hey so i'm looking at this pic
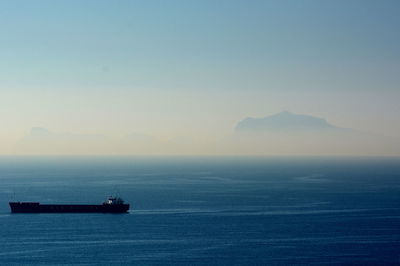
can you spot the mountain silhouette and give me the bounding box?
[235,111,338,131]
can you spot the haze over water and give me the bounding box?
[1,0,400,156]
[0,156,399,265]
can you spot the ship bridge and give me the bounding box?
[104,196,124,205]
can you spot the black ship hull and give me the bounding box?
[9,202,130,213]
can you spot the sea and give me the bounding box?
[0,156,399,265]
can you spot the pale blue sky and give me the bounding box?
[0,0,399,154]
[1,0,400,91]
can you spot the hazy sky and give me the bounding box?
[1,0,399,155]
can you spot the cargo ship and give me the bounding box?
[9,196,130,213]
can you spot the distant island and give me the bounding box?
[235,111,339,132]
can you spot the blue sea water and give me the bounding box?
[0,156,399,265]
